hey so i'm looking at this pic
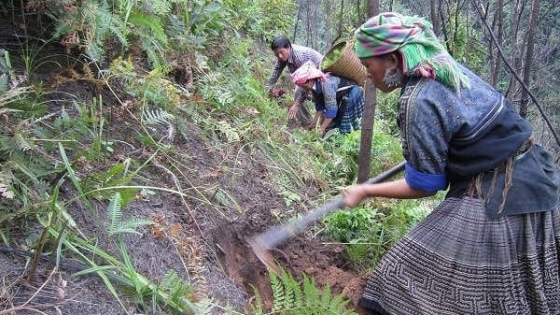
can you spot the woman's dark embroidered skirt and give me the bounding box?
[360,197,560,315]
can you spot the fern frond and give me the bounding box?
[127,12,168,68]
[270,271,284,312]
[107,192,123,236]
[142,108,174,126]
[140,0,171,15]
[71,0,127,62]
[330,293,351,314]
[262,268,358,315]
[4,159,41,187]
[249,284,266,314]
[139,37,167,69]
[159,269,214,314]
[320,280,331,307]
[167,122,175,141]
[302,275,320,309]
[128,12,168,46]
[216,120,240,143]
[161,270,194,301]
[84,1,110,62]
[82,63,95,79]
[107,192,153,236]
[13,132,33,152]
[119,218,154,233]
[105,8,128,48]
[293,273,304,309]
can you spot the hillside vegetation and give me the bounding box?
[0,0,558,314]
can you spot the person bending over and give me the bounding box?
[290,61,364,137]
[265,35,323,126]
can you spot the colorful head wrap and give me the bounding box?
[354,12,470,91]
[290,60,327,87]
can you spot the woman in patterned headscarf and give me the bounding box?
[342,12,560,315]
[290,60,364,136]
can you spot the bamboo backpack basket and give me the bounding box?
[320,40,367,86]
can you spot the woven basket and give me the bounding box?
[320,41,366,85]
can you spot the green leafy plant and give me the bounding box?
[64,233,208,315]
[51,0,127,63]
[253,0,297,39]
[41,189,204,314]
[321,47,343,70]
[106,192,153,236]
[321,197,438,270]
[318,126,402,188]
[323,207,378,243]
[251,268,357,315]
[106,57,183,109]
[0,81,55,219]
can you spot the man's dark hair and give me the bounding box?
[270,35,291,50]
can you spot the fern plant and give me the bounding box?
[106,57,184,110]
[61,229,207,315]
[106,192,153,237]
[0,57,55,215]
[58,190,208,314]
[51,0,127,63]
[251,268,357,315]
[142,108,176,141]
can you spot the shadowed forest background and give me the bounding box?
[0,0,559,314]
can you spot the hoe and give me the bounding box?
[248,161,406,274]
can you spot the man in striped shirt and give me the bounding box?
[265,35,323,126]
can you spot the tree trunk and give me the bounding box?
[388,0,395,12]
[305,0,311,47]
[366,0,379,19]
[357,0,379,184]
[519,0,540,118]
[332,0,344,46]
[488,0,504,86]
[430,0,441,35]
[440,1,451,51]
[293,3,302,42]
[505,0,528,101]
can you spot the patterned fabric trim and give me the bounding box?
[338,86,364,134]
[360,197,560,315]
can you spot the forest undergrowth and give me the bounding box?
[2,0,557,314]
